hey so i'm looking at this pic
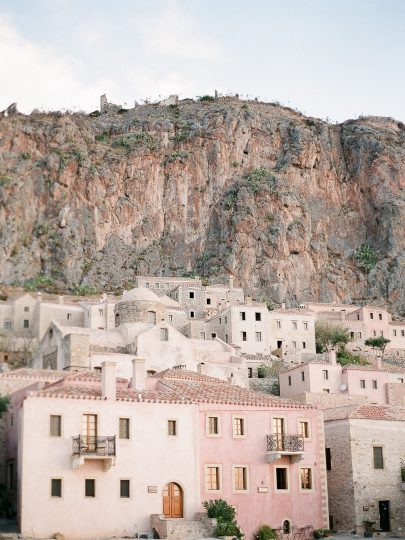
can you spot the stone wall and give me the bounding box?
[386,383,405,406]
[115,300,165,325]
[63,333,90,370]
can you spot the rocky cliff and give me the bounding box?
[1,98,405,313]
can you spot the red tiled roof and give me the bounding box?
[150,369,225,384]
[324,403,405,422]
[0,368,68,381]
[269,308,315,316]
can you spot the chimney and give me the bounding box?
[246,296,252,305]
[58,295,64,304]
[36,292,43,302]
[281,302,286,310]
[329,349,337,365]
[101,361,116,400]
[229,275,234,289]
[375,356,382,370]
[131,357,146,391]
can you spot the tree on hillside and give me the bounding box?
[0,396,9,418]
[365,336,391,358]
[315,322,352,353]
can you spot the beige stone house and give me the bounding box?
[324,403,405,535]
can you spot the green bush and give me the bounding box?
[337,350,369,366]
[24,273,54,292]
[111,132,154,149]
[203,499,235,522]
[214,519,242,539]
[256,524,277,540]
[0,174,12,187]
[20,152,31,160]
[354,244,377,273]
[198,95,215,102]
[164,150,190,164]
[246,168,277,194]
[257,365,267,378]
[313,529,331,539]
[72,284,98,296]
[95,133,109,143]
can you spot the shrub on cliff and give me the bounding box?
[354,244,377,273]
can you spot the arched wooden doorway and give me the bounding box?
[163,482,183,518]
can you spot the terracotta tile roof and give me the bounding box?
[324,403,405,422]
[0,368,68,381]
[31,368,313,409]
[269,308,315,316]
[343,364,405,374]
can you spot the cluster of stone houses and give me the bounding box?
[1,276,405,538]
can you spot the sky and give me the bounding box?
[0,0,404,122]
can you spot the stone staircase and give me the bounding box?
[151,513,216,540]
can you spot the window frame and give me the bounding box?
[205,464,222,492]
[206,414,221,437]
[118,417,131,440]
[274,466,289,492]
[297,419,311,440]
[232,465,249,493]
[299,467,314,492]
[373,446,384,469]
[119,478,131,499]
[168,419,178,437]
[50,414,62,437]
[84,478,96,498]
[50,477,63,498]
[232,415,247,439]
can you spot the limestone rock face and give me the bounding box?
[1,100,405,314]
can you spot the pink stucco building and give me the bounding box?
[1,364,328,540]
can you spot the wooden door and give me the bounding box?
[82,414,97,452]
[273,417,285,451]
[163,483,183,518]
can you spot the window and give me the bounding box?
[3,320,12,329]
[155,283,160,288]
[255,312,261,321]
[399,378,404,383]
[358,332,362,339]
[248,368,253,379]
[276,467,288,490]
[206,298,211,305]
[241,331,247,341]
[402,330,405,337]
[240,311,246,321]
[370,312,374,319]
[303,322,308,330]
[233,417,245,437]
[233,466,248,491]
[301,371,305,382]
[160,328,169,341]
[120,479,130,498]
[50,415,62,437]
[298,421,309,439]
[300,468,312,489]
[283,521,291,534]
[168,420,177,436]
[322,370,329,380]
[219,318,221,324]
[379,313,383,320]
[119,418,130,439]
[23,319,29,328]
[373,446,384,469]
[302,342,306,349]
[85,479,96,497]
[190,311,195,318]
[24,306,29,312]
[276,321,281,329]
[99,309,104,316]
[189,291,195,299]
[373,331,377,337]
[207,416,219,436]
[211,333,217,339]
[394,330,397,336]
[206,466,220,491]
[200,332,206,340]
[292,321,297,329]
[292,341,297,348]
[360,379,366,389]
[350,332,354,339]
[325,448,332,470]
[372,380,378,390]
[225,316,228,324]
[145,282,149,288]
[288,375,291,386]
[323,389,330,393]
[67,313,71,320]
[168,314,173,322]
[255,332,262,342]
[380,331,384,337]
[51,478,62,498]
[7,461,14,491]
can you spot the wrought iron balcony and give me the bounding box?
[72,435,116,458]
[266,434,304,453]
[266,434,304,463]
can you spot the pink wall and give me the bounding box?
[198,404,326,540]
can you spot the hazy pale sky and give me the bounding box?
[0,0,404,121]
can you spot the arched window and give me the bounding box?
[283,520,291,534]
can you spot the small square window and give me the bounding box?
[168,314,173,322]
[255,332,262,342]
[276,321,281,329]
[360,379,366,389]
[119,418,130,439]
[189,291,195,299]
[255,312,261,321]
[323,389,330,393]
[50,415,62,437]
[370,313,374,319]
[299,421,309,439]
[206,298,211,305]
[190,311,195,318]
[379,313,382,320]
[325,448,332,470]
[211,333,217,339]
[24,306,29,312]
[292,321,297,329]
[51,478,62,498]
[302,342,306,349]
[67,313,71,320]
[248,367,253,379]
[120,479,130,498]
[402,330,405,337]
[23,320,29,329]
[145,283,149,288]
[303,322,308,330]
[373,331,377,337]
[301,371,305,381]
[292,341,297,348]
[300,468,312,489]
[288,375,291,386]
[394,330,397,336]
[85,479,96,497]
[372,380,377,389]
[168,420,177,436]
[322,370,329,380]
[240,312,246,321]
[399,378,404,383]
[155,283,160,288]
[200,332,206,340]
[3,320,12,329]
[241,331,247,341]
[276,468,288,490]
[99,309,104,316]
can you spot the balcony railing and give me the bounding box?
[72,435,116,457]
[266,434,304,453]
